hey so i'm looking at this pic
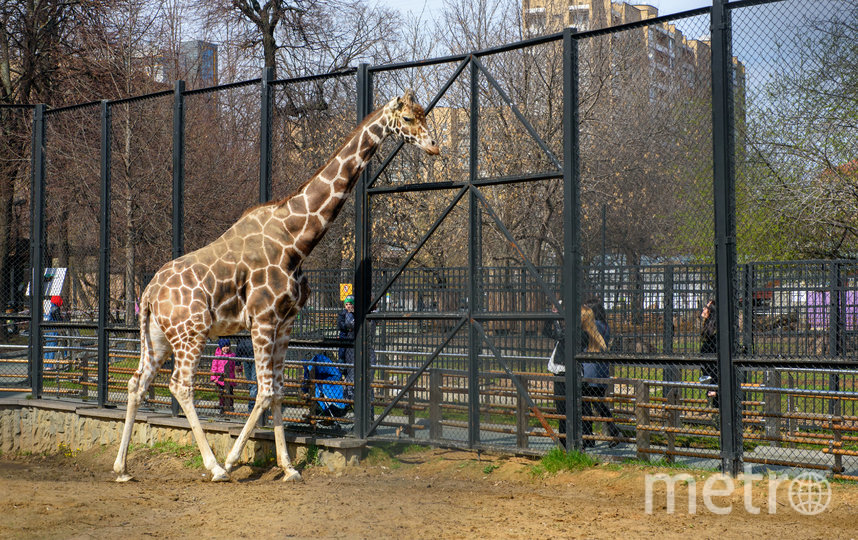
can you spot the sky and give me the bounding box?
[376,0,714,18]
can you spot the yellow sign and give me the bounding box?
[340,283,353,301]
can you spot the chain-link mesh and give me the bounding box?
[271,73,357,271]
[184,82,261,253]
[732,0,858,479]
[0,106,33,393]
[105,93,174,410]
[573,9,719,464]
[40,103,100,399]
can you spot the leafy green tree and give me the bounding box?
[740,2,858,259]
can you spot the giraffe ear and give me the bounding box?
[393,95,405,110]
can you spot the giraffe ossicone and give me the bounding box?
[113,90,439,483]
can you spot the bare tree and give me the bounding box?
[0,0,108,331]
[195,0,399,78]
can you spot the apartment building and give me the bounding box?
[522,1,745,109]
[137,40,218,90]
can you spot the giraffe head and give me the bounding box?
[386,89,440,155]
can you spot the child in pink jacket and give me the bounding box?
[211,338,236,413]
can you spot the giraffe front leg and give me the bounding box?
[271,395,302,482]
[169,378,230,482]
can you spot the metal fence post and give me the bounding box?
[97,100,111,407]
[467,55,482,448]
[663,265,678,460]
[828,261,843,358]
[663,265,674,355]
[28,104,47,399]
[711,0,741,476]
[354,63,372,438]
[742,263,753,354]
[563,27,584,451]
[170,80,186,417]
[259,67,274,203]
[516,374,529,448]
[828,261,842,418]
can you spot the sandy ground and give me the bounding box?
[1,444,857,539]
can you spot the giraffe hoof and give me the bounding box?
[115,473,135,483]
[211,467,230,482]
[282,469,302,482]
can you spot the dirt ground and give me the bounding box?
[1,444,857,539]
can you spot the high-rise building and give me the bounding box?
[179,41,218,89]
[138,40,218,89]
[522,0,655,33]
[521,1,745,104]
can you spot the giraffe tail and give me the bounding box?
[138,291,153,369]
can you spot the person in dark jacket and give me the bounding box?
[543,302,567,436]
[336,294,380,404]
[543,298,616,445]
[580,298,620,447]
[337,295,356,401]
[699,299,719,408]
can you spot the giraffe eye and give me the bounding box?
[402,115,414,123]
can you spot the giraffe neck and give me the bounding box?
[277,107,389,259]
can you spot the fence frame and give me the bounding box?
[16,0,858,477]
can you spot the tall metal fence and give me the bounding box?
[2,0,857,480]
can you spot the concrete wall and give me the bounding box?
[0,399,365,472]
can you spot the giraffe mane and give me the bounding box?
[239,107,387,219]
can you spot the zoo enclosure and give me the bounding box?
[2,0,857,479]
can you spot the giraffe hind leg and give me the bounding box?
[170,378,230,482]
[223,391,272,473]
[168,340,230,482]
[114,325,171,482]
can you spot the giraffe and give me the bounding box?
[113,90,439,482]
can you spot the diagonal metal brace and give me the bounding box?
[368,317,469,436]
[369,185,468,311]
[472,320,562,447]
[471,55,562,171]
[470,185,562,313]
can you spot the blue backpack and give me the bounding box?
[302,354,348,417]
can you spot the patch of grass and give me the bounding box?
[621,457,718,473]
[530,447,598,476]
[151,441,196,455]
[365,444,402,468]
[400,444,425,455]
[365,442,427,467]
[184,454,204,469]
[296,444,320,469]
[57,442,81,458]
[482,464,500,474]
[128,441,202,469]
[252,453,276,468]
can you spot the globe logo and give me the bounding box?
[788,472,831,515]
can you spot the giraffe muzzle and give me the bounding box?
[422,139,440,155]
